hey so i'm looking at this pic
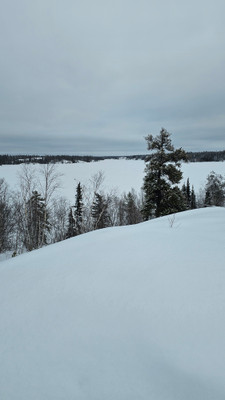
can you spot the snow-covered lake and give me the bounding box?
[1,159,225,202]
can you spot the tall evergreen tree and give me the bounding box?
[186,178,191,207]
[74,182,83,235]
[124,190,142,225]
[181,178,196,209]
[204,189,212,206]
[91,192,109,230]
[66,207,76,238]
[142,128,187,220]
[190,185,196,209]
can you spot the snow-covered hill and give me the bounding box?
[0,207,225,399]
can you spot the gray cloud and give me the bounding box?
[0,0,225,154]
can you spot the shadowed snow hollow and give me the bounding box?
[0,207,225,400]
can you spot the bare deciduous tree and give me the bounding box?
[39,164,63,206]
[18,164,37,203]
[50,197,70,243]
[38,164,63,246]
[0,179,14,253]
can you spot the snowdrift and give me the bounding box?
[0,207,225,399]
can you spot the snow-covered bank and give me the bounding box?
[1,160,225,202]
[0,207,225,399]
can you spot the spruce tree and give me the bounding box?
[190,185,196,209]
[186,178,191,207]
[66,207,76,238]
[74,182,83,235]
[181,182,187,208]
[125,191,142,225]
[142,128,187,220]
[181,178,196,209]
[91,192,109,230]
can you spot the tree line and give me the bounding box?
[1,150,225,166]
[0,166,144,255]
[0,128,225,257]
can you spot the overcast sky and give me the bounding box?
[0,0,225,155]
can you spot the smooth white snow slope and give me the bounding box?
[0,207,225,399]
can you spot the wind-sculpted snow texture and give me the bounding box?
[0,208,225,399]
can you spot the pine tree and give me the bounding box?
[186,178,191,207]
[142,128,187,220]
[124,190,142,225]
[74,182,83,235]
[91,192,109,230]
[181,178,196,209]
[66,207,76,238]
[181,182,187,207]
[190,185,196,209]
[204,189,212,206]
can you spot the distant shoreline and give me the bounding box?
[1,150,225,165]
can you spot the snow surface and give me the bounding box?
[1,160,225,202]
[0,207,225,399]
